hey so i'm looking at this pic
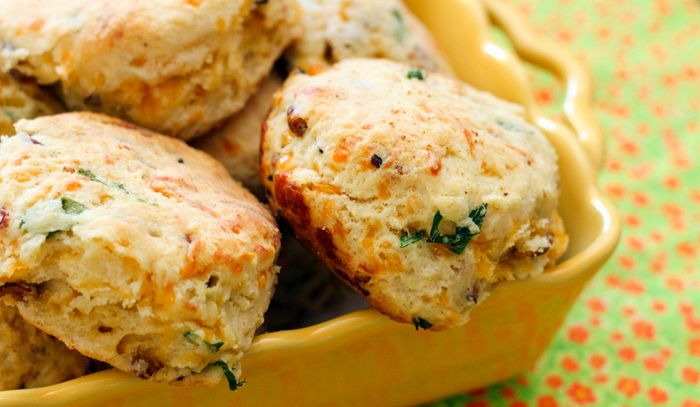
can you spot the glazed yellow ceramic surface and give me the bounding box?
[0,1,620,405]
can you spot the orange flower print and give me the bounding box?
[682,367,699,384]
[682,400,700,407]
[537,395,558,407]
[643,355,665,373]
[618,346,637,362]
[647,386,668,404]
[616,377,640,398]
[690,338,700,357]
[567,325,589,344]
[589,354,606,370]
[546,375,563,389]
[567,382,596,404]
[632,320,656,340]
[561,356,580,373]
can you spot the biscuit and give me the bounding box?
[193,75,283,196]
[0,112,280,386]
[0,73,63,136]
[195,0,453,194]
[286,0,454,75]
[260,59,568,330]
[0,0,300,140]
[0,303,88,390]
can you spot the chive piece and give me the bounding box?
[399,230,426,248]
[391,9,406,42]
[61,197,86,215]
[407,69,426,80]
[46,230,61,239]
[78,168,155,206]
[183,331,224,353]
[208,361,245,391]
[412,317,432,330]
[469,203,488,228]
[426,204,488,255]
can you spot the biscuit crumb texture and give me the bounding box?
[0,73,63,136]
[0,303,88,390]
[196,0,453,194]
[0,0,301,140]
[261,59,568,330]
[0,112,280,385]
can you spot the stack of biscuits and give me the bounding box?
[0,0,567,391]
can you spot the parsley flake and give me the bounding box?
[407,69,426,80]
[208,361,245,391]
[412,317,432,330]
[183,331,224,353]
[399,230,426,248]
[427,204,487,255]
[61,197,86,215]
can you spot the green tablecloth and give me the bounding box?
[437,0,700,405]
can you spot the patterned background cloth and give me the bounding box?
[434,0,700,405]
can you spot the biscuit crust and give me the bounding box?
[196,0,453,194]
[0,113,280,385]
[0,73,63,136]
[261,59,568,330]
[0,303,88,390]
[0,0,301,140]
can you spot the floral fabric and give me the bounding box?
[435,0,700,405]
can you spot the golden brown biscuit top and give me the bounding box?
[0,0,250,82]
[0,112,279,321]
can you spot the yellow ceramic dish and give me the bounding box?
[0,0,620,405]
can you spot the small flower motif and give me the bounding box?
[647,386,668,404]
[501,387,515,399]
[586,297,606,313]
[567,382,596,404]
[617,377,640,398]
[589,354,606,370]
[682,367,699,384]
[689,338,700,357]
[537,395,558,407]
[643,355,665,373]
[568,325,589,344]
[561,356,580,373]
[618,346,637,362]
[632,320,656,339]
[546,375,563,389]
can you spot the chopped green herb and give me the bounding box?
[4,110,14,121]
[412,317,432,330]
[427,205,487,255]
[399,204,487,254]
[18,219,25,229]
[78,168,154,205]
[407,69,426,80]
[208,361,245,391]
[61,197,86,215]
[46,230,62,239]
[468,203,488,228]
[399,230,426,248]
[391,9,406,42]
[183,331,224,353]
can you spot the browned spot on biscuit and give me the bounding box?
[274,174,310,225]
[286,106,307,137]
[0,207,9,229]
[132,350,164,378]
[315,227,339,262]
[0,283,37,301]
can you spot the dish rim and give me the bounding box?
[0,0,620,402]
